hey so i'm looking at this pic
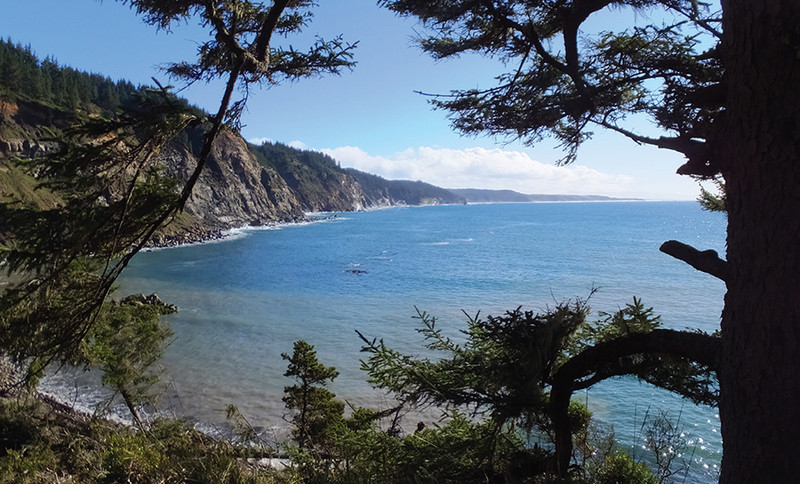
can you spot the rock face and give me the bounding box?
[160,130,306,232]
[0,138,59,157]
[248,141,372,213]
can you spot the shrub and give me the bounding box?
[587,451,658,484]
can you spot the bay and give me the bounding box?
[45,201,725,482]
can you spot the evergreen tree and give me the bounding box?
[378,0,799,480]
[85,300,174,426]
[359,300,693,480]
[282,340,344,452]
[0,88,193,383]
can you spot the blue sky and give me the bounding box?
[0,0,707,199]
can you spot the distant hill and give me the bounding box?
[448,188,637,203]
[345,169,465,207]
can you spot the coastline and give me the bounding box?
[144,207,381,250]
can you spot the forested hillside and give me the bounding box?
[0,39,463,244]
[448,188,630,203]
[0,39,141,116]
[346,168,465,206]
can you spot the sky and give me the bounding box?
[0,0,708,200]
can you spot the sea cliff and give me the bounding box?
[0,96,465,246]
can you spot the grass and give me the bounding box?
[0,389,288,483]
[0,158,62,209]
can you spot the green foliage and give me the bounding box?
[282,340,344,452]
[280,340,535,483]
[569,298,719,407]
[250,141,353,211]
[122,0,357,99]
[287,405,534,483]
[697,177,727,213]
[395,412,528,483]
[0,394,278,483]
[357,299,719,480]
[569,297,662,354]
[359,302,589,428]
[84,302,173,424]
[0,87,195,404]
[249,141,466,209]
[345,168,466,205]
[1,0,358,458]
[0,159,61,208]
[0,39,142,116]
[101,432,166,483]
[100,419,257,484]
[0,444,59,483]
[0,396,110,482]
[587,451,659,484]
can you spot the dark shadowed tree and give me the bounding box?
[379,0,799,481]
[359,300,707,480]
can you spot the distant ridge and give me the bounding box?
[448,188,639,203]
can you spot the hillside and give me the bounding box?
[0,40,462,244]
[346,168,466,206]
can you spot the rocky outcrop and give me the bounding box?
[0,100,65,157]
[0,138,59,157]
[253,142,368,213]
[160,130,305,234]
[119,293,178,314]
[248,141,465,214]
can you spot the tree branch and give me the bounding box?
[255,0,291,62]
[660,240,729,282]
[549,329,720,477]
[596,119,719,176]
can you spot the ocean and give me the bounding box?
[42,201,725,482]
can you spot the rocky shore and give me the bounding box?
[147,226,231,248]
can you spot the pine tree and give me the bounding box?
[282,340,344,451]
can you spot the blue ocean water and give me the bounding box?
[112,201,724,480]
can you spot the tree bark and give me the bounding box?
[719,0,800,481]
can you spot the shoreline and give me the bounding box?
[0,361,294,475]
[144,206,387,250]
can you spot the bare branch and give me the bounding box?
[660,240,729,282]
[596,118,718,176]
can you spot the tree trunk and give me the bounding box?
[719,0,800,481]
[120,388,144,429]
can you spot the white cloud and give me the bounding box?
[247,136,273,145]
[321,146,635,196]
[288,140,307,150]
